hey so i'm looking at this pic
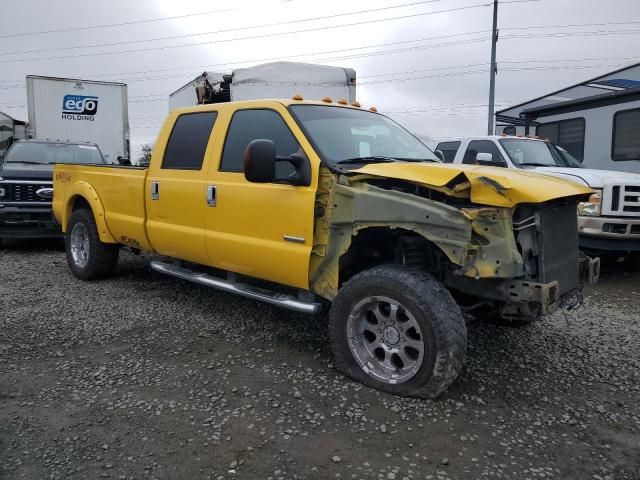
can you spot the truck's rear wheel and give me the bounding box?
[329,265,467,398]
[66,209,119,280]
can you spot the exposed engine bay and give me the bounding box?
[309,170,599,322]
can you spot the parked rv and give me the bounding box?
[26,76,130,164]
[435,136,640,259]
[496,62,640,174]
[169,61,357,110]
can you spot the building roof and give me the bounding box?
[496,61,640,121]
[0,110,26,125]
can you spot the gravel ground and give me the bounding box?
[1,241,639,480]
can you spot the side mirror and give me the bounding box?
[475,152,506,168]
[476,152,493,162]
[244,139,276,183]
[244,139,312,186]
[117,156,131,166]
[434,149,445,162]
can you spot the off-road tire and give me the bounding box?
[329,264,467,398]
[66,209,119,280]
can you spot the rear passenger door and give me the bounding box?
[146,110,218,265]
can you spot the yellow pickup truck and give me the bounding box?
[52,98,598,398]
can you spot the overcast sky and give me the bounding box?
[1,0,639,158]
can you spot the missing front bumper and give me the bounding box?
[497,279,559,316]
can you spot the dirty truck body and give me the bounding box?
[52,99,595,398]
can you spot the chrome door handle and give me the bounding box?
[207,185,216,207]
[151,181,159,200]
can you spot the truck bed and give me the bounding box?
[52,164,152,250]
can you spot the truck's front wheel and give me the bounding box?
[329,265,467,398]
[66,209,119,280]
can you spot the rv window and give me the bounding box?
[435,141,461,163]
[612,108,640,161]
[162,111,217,170]
[537,118,585,161]
[220,109,301,175]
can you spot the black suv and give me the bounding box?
[0,139,107,241]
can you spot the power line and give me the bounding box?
[2,58,631,108]
[0,59,633,104]
[0,3,496,63]
[0,0,443,56]
[358,56,640,80]
[501,19,640,31]
[0,28,489,84]
[3,49,636,89]
[0,6,243,39]
[503,28,640,41]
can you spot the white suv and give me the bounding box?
[435,136,640,258]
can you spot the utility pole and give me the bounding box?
[487,0,499,135]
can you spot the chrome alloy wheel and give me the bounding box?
[70,222,90,269]
[346,296,425,384]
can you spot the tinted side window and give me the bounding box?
[612,108,640,161]
[435,141,461,163]
[220,109,301,173]
[462,140,506,165]
[162,112,217,170]
[538,118,585,161]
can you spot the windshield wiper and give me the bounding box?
[336,156,397,165]
[518,162,555,167]
[5,160,46,164]
[336,156,435,165]
[392,157,436,163]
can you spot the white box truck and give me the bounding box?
[26,75,130,163]
[169,61,357,110]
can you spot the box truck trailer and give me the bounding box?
[169,61,357,110]
[26,75,130,164]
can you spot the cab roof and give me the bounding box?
[15,138,100,147]
[170,98,374,115]
[437,135,548,143]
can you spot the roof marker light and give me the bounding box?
[338,98,348,105]
[351,101,361,108]
[322,96,333,103]
[369,106,378,113]
[292,94,303,101]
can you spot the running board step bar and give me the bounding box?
[150,260,322,315]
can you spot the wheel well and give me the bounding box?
[71,196,91,212]
[339,227,448,286]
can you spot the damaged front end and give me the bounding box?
[309,166,598,321]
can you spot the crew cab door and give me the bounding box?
[145,110,218,264]
[204,107,317,290]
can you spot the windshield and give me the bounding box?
[2,142,105,166]
[498,138,580,168]
[556,147,584,168]
[289,105,438,168]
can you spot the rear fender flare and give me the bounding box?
[63,182,117,244]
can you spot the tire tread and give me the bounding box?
[329,264,467,398]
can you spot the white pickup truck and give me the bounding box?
[435,136,640,260]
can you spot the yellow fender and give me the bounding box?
[61,181,118,244]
